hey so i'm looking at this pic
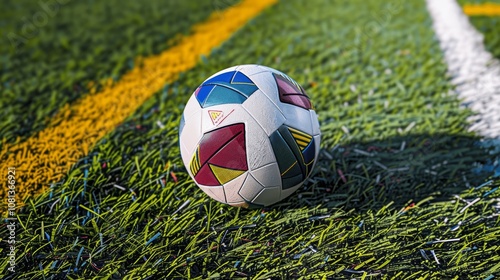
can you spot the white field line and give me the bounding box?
[426,0,500,139]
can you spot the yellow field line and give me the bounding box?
[0,0,277,212]
[463,3,500,16]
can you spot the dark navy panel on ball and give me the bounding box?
[269,130,298,175]
[269,125,317,189]
[302,140,316,165]
[269,128,306,189]
[277,126,306,176]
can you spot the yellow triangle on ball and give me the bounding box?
[209,164,245,184]
[210,111,222,121]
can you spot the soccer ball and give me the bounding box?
[179,65,320,207]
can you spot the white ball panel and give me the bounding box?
[314,135,321,160]
[249,162,281,188]
[183,95,203,121]
[248,71,283,113]
[281,104,314,136]
[245,119,276,170]
[236,64,270,77]
[249,65,283,76]
[242,91,286,136]
[252,186,281,206]
[223,173,248,204]
[238,174,264,202]
[198,185,226,203]
[310,110,321,136]
[200,104,247,135]
[179,110,202,157]
[179,141,192,175]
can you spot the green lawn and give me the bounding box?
[468,16,500,59]
[1,0,499,278]
[458,0,500,59]
[0,0,237,145]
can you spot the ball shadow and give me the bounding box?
[275,133,499,211]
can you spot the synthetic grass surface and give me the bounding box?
[0,0,237,145]
[467,16,500,59]
[1,0,500,279]
[0,0,276,213]
[459,0,500,59]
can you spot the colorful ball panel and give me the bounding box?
[269,125,315,189]
[273,73,312,110]
[194,71,258,108]
[180,64,321,207]
[189,123,247,186]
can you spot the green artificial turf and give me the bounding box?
[468,16,500,59]
[1,0,500,279]
[0,0,237,145]
[458,0,500,59]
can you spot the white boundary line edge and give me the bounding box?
[426,0,500,139]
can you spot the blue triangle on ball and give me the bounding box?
[232,71,254,84]
[203,71,235,85]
